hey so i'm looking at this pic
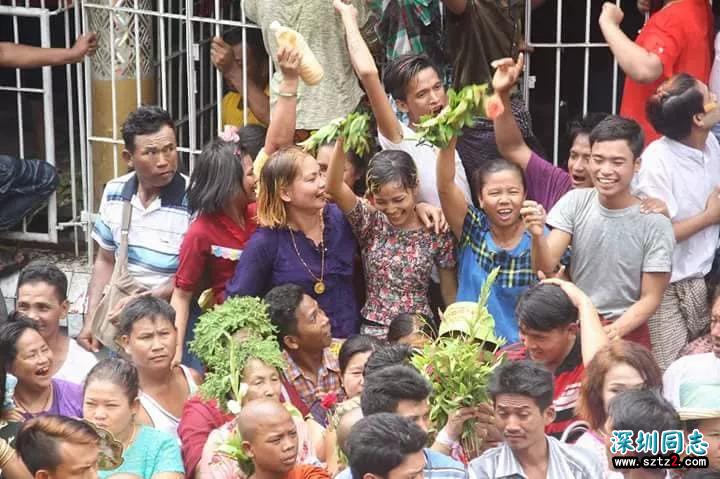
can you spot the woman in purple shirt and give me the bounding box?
[0,318,83,420]
[226,146,361,337]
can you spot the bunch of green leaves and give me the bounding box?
[215,430,254,476]
[189,296,276,371]
[410,268,505,452]
[300,112,371,157]
[414,84,489,148]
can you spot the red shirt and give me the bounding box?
[175,204,257,303]
[178,396,234,477]
[501,338,584,438]
[620,0,712,145]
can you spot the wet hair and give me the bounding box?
[84,357,140,403]
[17,262,68,302]
[607,389,680,459]
[0,318,40,365]
[361,364,431,416]
[16,416,100,475]
[577,340,662,430]
[121,106,175,153]
[383,54,442,101]
[472,158,526,197]
[488,360,554,411]
[339,335,382,376]
[387,313,418,343]
[567,112,611,147]
[116,296,176,338]
[365,150,418,197]
[346,413,427,479]
[364,344,415,377]
[256,146,311,228]
[516,283,578,332]
[647,73,705,141]
[188,137,249,215]
[589,115,644,160]
[264,284,305,350]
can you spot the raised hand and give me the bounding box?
[276,45,301,82]
[491,53,525,96]
[520,200,546,237]
[599,2,624,26]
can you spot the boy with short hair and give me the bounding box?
[15,262,97,385]
[522,116,675,347]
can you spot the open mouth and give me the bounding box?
[35,366,50,377]
[497,208,514,221]
[596,178,617,187]
[571,174,586,185]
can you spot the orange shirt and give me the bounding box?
[286,465,331,479]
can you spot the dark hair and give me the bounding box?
[121,106,175,153]
[607,389,680,459]
[383,54,442,101]
[339,335,382,376]
[361,364,431,416]
[237,124,267,160]
[223,27,266,62]
[346,413,427,479]
[472,158,526,196]
[84,357,140,402]
[188,137,249,215]
[646,73,705,141]
[0,318,40,366]
[567,112,610,147]
[683,470,720,479]
[488,360,554,411]
[365,150,418,197]
[364,344,415,378]
[116,296,176,338]
[16,416,100,474]
[387,313,417,343]
[589,115,644,160]
[17,262,68,302]
[516,284,578,332]
[265,284,305,350]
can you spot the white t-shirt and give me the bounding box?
[663,352,720,408]
[55,338,98,385]
[377,122,472,208]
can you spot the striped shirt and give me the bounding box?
[470,436,602,478]
[91,172,190,288]
[338,448,468,479]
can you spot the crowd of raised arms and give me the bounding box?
[3,0,720,478]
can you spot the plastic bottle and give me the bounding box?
[269,21,324,86]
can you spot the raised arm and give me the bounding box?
[491,54,532,170]
[0,33,96,68]
[264,46,301,156]
[521,201,572,275]
[325,139,360,213]
[598,2,662,84]
[437,137,469,239]
[608,271,670,341]
[334,0,402,143]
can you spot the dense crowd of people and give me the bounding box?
[2,0,720,478]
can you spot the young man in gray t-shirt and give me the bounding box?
[521,116,674,347]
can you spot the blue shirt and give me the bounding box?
[339,448,468,479]
[98,426,184,479]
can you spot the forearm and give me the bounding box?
[673,211,713,242]
[599,21,662,83]
[439,268,458,306]
[150,276,174,300]
[0,42,78,68]
[578,297,608,364]
[437,145,467,239]
[531,235,558,275]
[264,76,299,155]
[494,92,531,169]
[614,296,662,334]
[226,69,270,125]
[170,288,193,347]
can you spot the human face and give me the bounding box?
[385,449,426,479]
[395,399,431,432]
[240,154,257,203]
[710,297,720,359]
[16,281,69,340]
[567,133,593,188]
[125,125,178,192]
[696,417,720,471]
[242,358,282,403]
[10,329,53,390]
[695,81,720,130]
[288,295,332,352]
[316,145,359,190]
[588,140,638,204]
[494,394,554,452]
[245,412,298,475]
[398,67,447,125]
[371,182,418,228]
[46,442,100,479]
[121,317,177,370]
[282,155,326,212]
[478,169,525,228]
[601,363,645,414]
[519,324,575,370]
[83,379,137,439]
[342,351,372,399]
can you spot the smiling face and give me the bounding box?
[397,67,448,125]
[601,362,645,415]
[120,316,177,371]
[10,328,54,390]
[588,139,638,204]
[124,125,178,192]
[494,394,554,452]
[281,155,327,213]
[83,379,138,440]
[520,324,576,370]
[567,133,593,188]
[16,281,69,341]
[371,181,418,228]
[478,168,526,228]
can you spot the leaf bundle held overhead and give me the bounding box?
[300,111,371,158]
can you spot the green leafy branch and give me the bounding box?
[300,112,371,157]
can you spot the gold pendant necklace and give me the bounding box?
[289,214,326,295]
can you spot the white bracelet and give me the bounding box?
[435,427,459,448]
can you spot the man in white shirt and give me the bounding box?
[15,262,97,385]
[636,73,720,369]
